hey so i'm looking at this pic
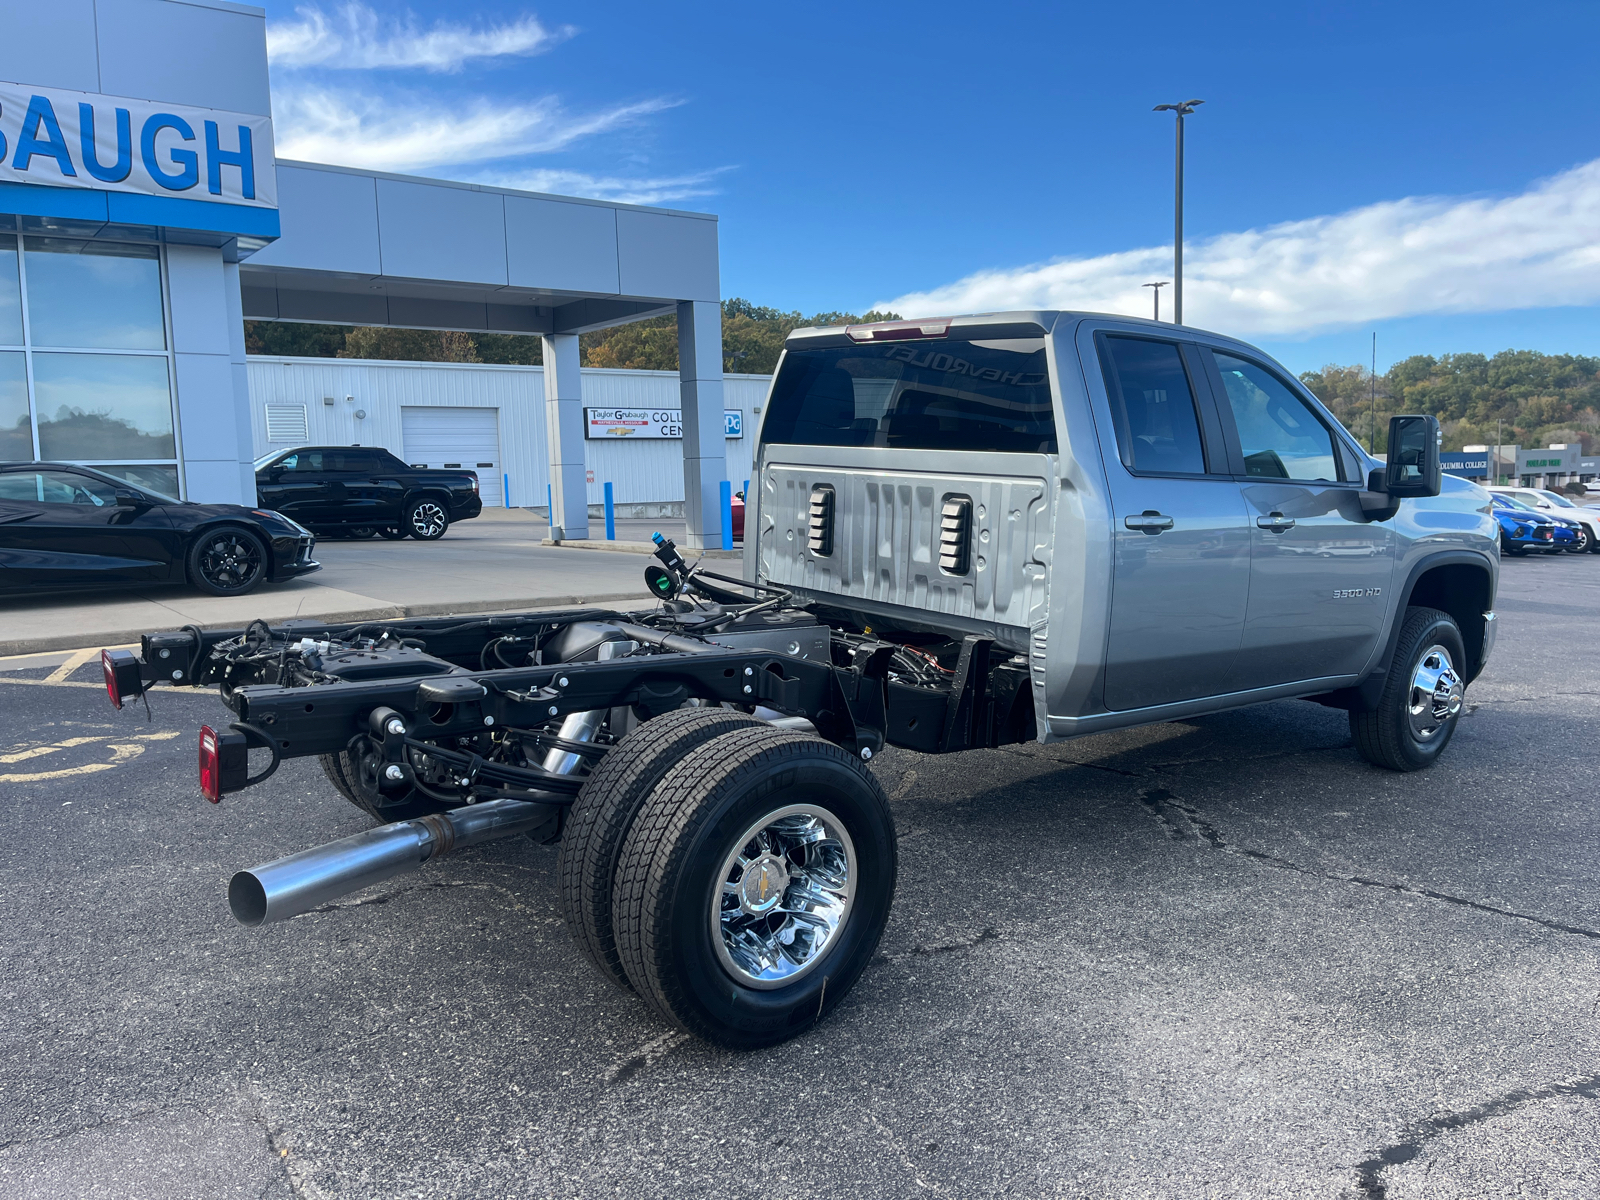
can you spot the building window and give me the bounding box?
[0,227,178,497]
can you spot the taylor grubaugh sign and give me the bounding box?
[0,82,277,208]
[585,408,744,439]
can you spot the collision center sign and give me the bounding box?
[585,408,744,439]
[0,81,277,208]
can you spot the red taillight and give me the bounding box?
[846,318,951,342]
[470,474,479,493]
[101,647,141,710]
[102,649,123,710]
[199,725,222,802]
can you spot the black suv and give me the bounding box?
[254,447,483,540]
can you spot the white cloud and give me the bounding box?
[472,166,730,206]
[268,3,571,73]
[877,159,1600,337]
[272,86,679,174]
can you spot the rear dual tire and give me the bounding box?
[562,718,897,1048]
[558,707,763,991]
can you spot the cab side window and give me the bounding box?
[279,451,323,472]
[1099,337,1208,475]
[1211,353,1340,482]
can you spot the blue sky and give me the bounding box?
[260,0,1600,374]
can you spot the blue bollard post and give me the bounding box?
[719,480,733,551]
[547,483,554,539]
[503,472,510,508]
[604,481,615,540]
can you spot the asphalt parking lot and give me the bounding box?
[1,549,1597,1199]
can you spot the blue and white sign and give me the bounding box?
[585,408,745,439]
[0,82,276,208]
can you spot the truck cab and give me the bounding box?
[745,311,1498,758]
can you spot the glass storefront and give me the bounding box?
[0,229,179,496]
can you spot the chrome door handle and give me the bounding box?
[1124,512,1174,534]
[1257,512,1295,532]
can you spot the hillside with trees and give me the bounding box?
[1300,350,1600,454]
[243,299,899,375]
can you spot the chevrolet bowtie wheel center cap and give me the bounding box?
[736,854,790,917]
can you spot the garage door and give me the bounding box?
[401,406,503,507]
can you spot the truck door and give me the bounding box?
[1202,349,1394,690]
[260,450,334,526]
[1086,331,1251,711]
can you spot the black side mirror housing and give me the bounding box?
[1384,415,1442,498]
[114,490,143,507]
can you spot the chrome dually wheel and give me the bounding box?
[1407,644,1463,742]
[712,804,856,989]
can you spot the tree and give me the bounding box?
[577,300,903,373]
[1301,348,1600,454]
[341,328,480,362]
[244,321,351,358]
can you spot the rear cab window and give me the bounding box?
[1097,336,1211,475]
[761,339,1056,453]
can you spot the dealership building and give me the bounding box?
[1446,446,1599,488]
[0,0,737,546]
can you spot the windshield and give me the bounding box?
[1536,490,1577,508]
[1497,493,1537,510]
[762,339,1056,453]
[82,465,180,503]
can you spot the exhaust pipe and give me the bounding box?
[228,798,554,926]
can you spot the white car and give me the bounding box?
[1488,487,1600,553]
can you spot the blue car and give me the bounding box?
[1491,494,1572,555]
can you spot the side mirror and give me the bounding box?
[1385,415,1442,498]
[114,490,142,508]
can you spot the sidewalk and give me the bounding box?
[0,508,666,656]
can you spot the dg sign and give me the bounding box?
[0,81,277,208]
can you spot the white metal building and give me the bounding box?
[247,358,771,512]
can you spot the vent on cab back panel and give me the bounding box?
[939,495,972,575]
[808,485,835,556]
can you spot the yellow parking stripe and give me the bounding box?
[43,647,99,684]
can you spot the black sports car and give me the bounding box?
[0,463,319,597]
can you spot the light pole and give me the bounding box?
[1152,99,1203,325]
[1142,281,1168,321]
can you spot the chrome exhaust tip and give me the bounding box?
[228,798,555,926]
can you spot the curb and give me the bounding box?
[540,538,744,559]
[0,590,654,658]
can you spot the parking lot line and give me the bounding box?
[42,648,99,684]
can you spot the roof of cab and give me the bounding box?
[783,309,1247,350]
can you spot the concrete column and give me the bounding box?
[167,244,253,504]
[677,300,727,550]
[540,332,589,540]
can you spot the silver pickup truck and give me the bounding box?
[749,310,1496,773]
[103,311,1496,1049]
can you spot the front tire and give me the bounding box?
[188,526,267,596]
[612,726,897,1048]
[378,526,406,540]
[1351,606,1467,772]
[405,498,449,540]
